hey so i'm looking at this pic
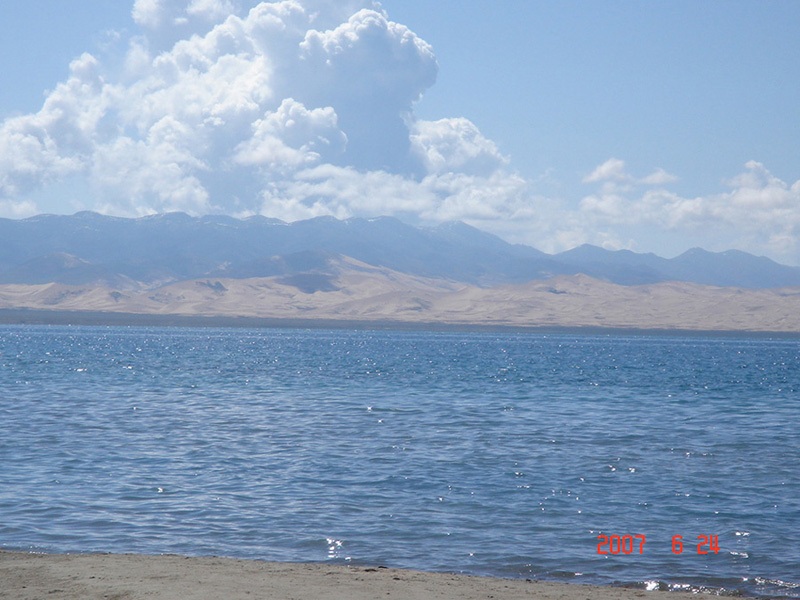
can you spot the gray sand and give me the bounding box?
[0,552,736,600]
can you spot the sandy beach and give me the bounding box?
[0,552,738,600]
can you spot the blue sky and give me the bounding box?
[1,1,798,264]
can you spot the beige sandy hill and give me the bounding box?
[428,275,800,331]
[0,282,140,311]
[1,259,799,332]
[0,255,463,320]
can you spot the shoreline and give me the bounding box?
[2,308,800,338]
[0,552,747,600]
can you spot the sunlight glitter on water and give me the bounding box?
[1,326,799,599]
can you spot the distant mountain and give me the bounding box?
[666,248,800,289]
[553,245,669,285]
[0,252,136,289]
[1,212,799,290]
[208,250,340,280]
[0,212,559,287]
[552,244,800,289]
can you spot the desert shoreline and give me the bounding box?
[0,551,749,600]
[2,307,800,338]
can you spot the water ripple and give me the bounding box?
[1,326,799,598]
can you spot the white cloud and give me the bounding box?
[0,0,526,225]
[0,53,103,198]
[89,118,212,215]
[259,164,436,221]
[640,167,678,186]
[0,1,798,265]
[295,8,437,171]
[132,0,166,29]
[0,1,442,216]
[410,118,508,176]
[583,157,629,183]
[187,0,237,21]
[0,199,38,218]
[577,160,800,260]
[132,0,249,38]
[246,162,531,229]
[583,158,678,187]
[233,98,346,172]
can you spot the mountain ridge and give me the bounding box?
[1,212,799,290]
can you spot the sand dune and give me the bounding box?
[1,256,799,332]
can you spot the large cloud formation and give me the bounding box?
[0,0,514,222]
[0,0,798,263]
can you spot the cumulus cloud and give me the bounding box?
[579,159,800,259]
[583,158,678,187]
[0,0,798,265]
[0,1,434,213]
[0,0,530,230]
[132,0,255,48]
[232,98,346,172]
[640,167,679,186]
[583,157,629,184]
[0,199,37,218]
[410,118,508,176]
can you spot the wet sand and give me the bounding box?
[0,552,734,600]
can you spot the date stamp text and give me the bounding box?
[597,535,720,554]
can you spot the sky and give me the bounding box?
[0,1,798,264]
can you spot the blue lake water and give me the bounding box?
[1,325,799,598]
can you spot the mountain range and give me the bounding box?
[1,211,799,290]
[1,212,799,333]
